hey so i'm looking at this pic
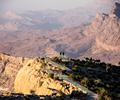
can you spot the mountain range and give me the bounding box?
[0,0,120,65]
[0,0,112,31]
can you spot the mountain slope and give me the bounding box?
[83,1,120,64]
[0,1,119,65]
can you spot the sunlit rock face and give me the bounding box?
[14,58,78,96]
[0,53,79,95]
[0,53,28,93]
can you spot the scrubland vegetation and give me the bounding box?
[52,56,120,100]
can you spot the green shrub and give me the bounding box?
[48,73,54,79]
[72,65,78,71]
[80,77,88,87]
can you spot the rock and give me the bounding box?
[14,58,78,96]
[95,2,120,52]
[0,53,28,93]
[0,62,5,74]
[82,1,120,64]
[0,53,79,95]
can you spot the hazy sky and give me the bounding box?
[1,0,98,11]
[0,0,114,14]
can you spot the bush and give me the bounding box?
[68,73,76,80]
[95,87,107,96]
[54,76,59,80]
[103,95,112,100]
[48,73,54,79]
[80,77,88,87]
[72,65,78,71]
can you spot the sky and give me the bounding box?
[0,0,114,15]
[1,0,98,12]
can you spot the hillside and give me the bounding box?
[0,52,120,99]
[83,1,120,64]
[0,1,119,65]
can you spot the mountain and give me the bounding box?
[0,1,119,65]
[83,1,120,64]
[0,0,112,31]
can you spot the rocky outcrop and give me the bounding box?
[82,1,120,64]
[14,58,78,96]
[0,53,29,93]
[84,1,120,52]
[84,13,109,36]
[95,14,120,52]
[0,53,79,96]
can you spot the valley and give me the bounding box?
[0,0,120,100]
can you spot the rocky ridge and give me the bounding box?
[0,53,80,96]
[82,1,120,64]
[85,2,120,48]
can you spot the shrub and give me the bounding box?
[54,76,59,80]
[48,73,54,79]
[103,95,112,100]
[72,65,78,71]
[80,77,88,87]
